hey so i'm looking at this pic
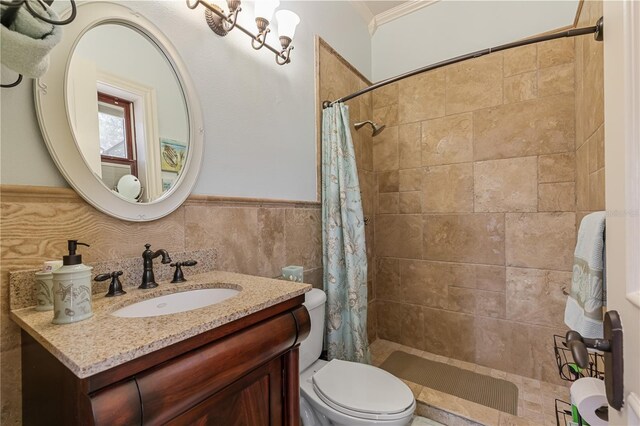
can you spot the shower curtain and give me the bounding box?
[321,103,370,364]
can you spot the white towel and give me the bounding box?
[564,212,606,338]
[1,1,62,78]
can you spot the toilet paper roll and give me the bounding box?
[571,377,608,426]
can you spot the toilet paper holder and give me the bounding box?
[566,310,624,411]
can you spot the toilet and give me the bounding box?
[299,289,416,426]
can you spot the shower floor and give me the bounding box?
[370,339,571,426]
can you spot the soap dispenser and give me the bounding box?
[52,240,93,324]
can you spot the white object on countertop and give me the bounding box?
[570,377,608,426]
[43,260,63,272]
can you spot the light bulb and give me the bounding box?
[254,0,279,22]
[276,10,299,40]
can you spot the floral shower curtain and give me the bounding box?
[321,103,370,364]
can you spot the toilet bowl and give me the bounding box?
[299,289,416,426]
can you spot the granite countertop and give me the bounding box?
[11,270,311,379]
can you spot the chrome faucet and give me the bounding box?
[140,243,172,289]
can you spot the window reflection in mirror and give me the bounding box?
[66,24,189,203]
[98,92,138,191]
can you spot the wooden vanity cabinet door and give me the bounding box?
[166,356,283,426]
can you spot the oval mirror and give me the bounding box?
[35,2,203,221]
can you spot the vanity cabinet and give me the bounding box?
[22,296,310,426]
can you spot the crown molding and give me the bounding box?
[351,0,441,36]
[374,0,440,29]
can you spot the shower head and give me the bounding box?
[354,120,386,137]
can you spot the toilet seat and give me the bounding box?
[311,359,415,421]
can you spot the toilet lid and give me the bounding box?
[312,359,415,421]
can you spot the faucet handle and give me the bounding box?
[95,271,126,297]
[170,260,198,283]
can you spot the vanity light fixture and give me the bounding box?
[186,0,299,65]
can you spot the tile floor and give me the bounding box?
[371,339,571,426]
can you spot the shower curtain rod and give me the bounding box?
[322,17,603,109]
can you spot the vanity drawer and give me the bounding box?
[136,306,309,424]
[90,379,142,425]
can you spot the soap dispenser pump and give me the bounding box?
[51,240,94,324]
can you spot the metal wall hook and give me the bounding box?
[0,0,78,89]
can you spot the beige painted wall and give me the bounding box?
[0,188,322,425]
[369,17,604,385]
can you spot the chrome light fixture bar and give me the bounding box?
[186,0,299,65]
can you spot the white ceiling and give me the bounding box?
[362,1,409,16]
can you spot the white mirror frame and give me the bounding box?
[34,2,204,222]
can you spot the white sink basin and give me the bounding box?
[112,288,240,318]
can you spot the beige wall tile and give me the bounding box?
[475,290,506,319]
[423,163,474,213]
[475,265,507,292]
[377,300,403,342]
[378,192,399,214]
[475,317,564,384]
[474,157,538,212]
[0,348,21,426]
[186,206,259,274]
[360,170,376,217]
[446,54,503,114]
[373,83,398,109]
[448,287,476,314]
[505,212,576,270]
[588,124,605,173]
[589,169,605,210]
[474,94,574,161]
[399,168,422,192]
[422,113,473,166]
[423,307,476,362]
[538,153,575,183]
[398,69,446,124]
[503,45,537,77]
[400,259,448,309]
[367,301,377,342]
[538,63,575,97]
[284,208,323,270]
[376,257,401,301]
[423,214,505,265]
[538,183,576,212]
[506,267,571,328]
[374,104,398,127]
[400,260,476,308]
[504,72,537,104]
[574,36,585,149]
[537,38,575,69]
[399,123,422,169]
[576,143,590,211]
[378,170,400,193]
[399,303,426,349]
[257,208,286,277]
[375,214,423,259]
[582,30,604,138]
[399,191,422,214]
[373,126,399,171]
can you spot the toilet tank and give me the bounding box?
[299,289,326,372]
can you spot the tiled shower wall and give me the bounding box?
[370,2,604,385]
[575,1,605,218]
[317,39,377,342]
